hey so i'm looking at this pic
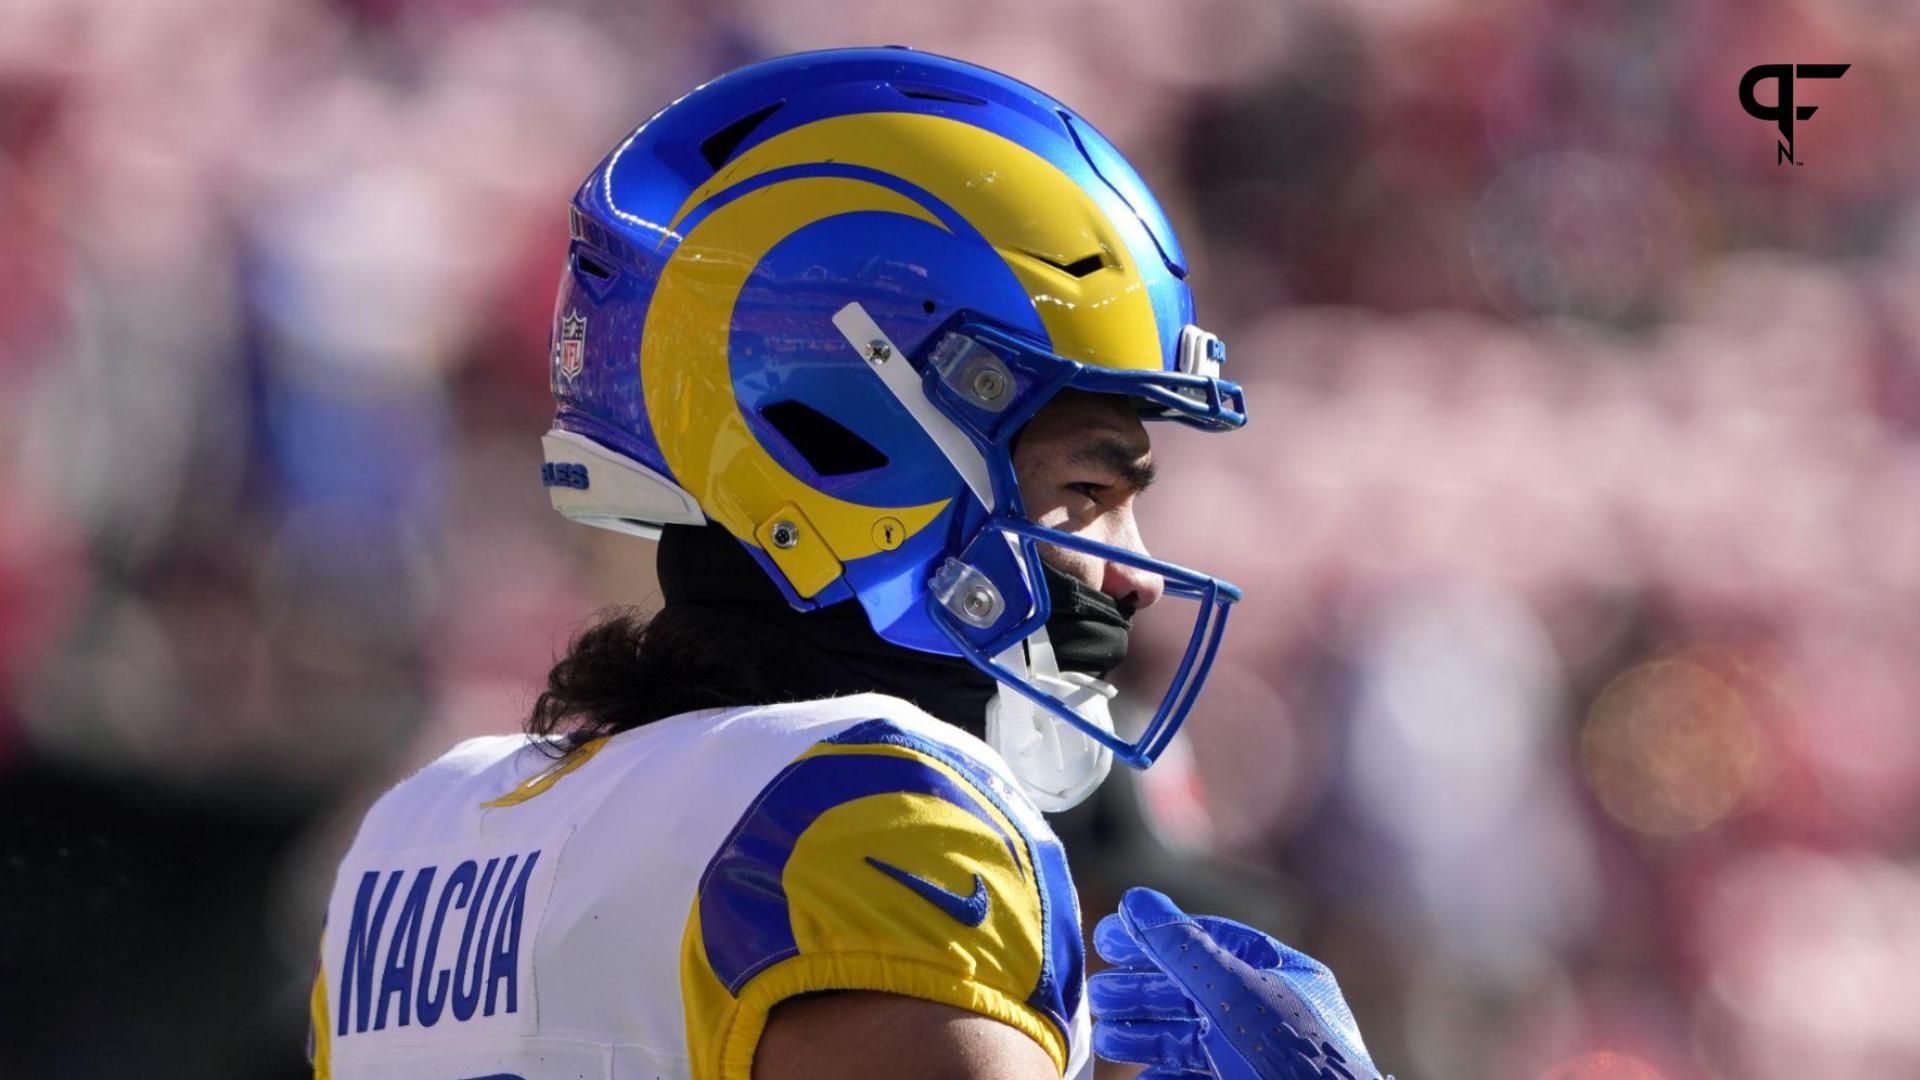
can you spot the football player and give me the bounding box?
[310,47,1386,1080]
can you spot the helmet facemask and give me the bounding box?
[832,302,1244,811]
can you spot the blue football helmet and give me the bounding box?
[541,47,1245,809]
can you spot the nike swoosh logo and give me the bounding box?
[865,857,990,928]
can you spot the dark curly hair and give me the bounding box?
[525,526,999,750]
[527,604,822,748]
[530,609,719,742]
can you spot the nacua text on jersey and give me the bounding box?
[335,849,543,1038]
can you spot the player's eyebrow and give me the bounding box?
[1071,436,1157,492]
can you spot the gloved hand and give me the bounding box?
[1089,888,1389,1080]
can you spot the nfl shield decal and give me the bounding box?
[558,310,587,381]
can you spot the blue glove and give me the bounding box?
[1089,888,1389,1080]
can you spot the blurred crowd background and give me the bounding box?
[3,0,1917,1077]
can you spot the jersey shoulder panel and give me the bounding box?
[347,734,540,852]
[679,714,1083,1080]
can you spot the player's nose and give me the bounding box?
[1104,561,1164,613]
[1101,519,1164,612]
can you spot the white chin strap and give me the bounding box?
[985,626,1116,813]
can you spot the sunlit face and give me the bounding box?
[1011,389,1165,612]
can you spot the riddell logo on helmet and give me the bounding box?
[556,310,587,380]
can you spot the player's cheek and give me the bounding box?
[1024,499,1077,531]
[1034,542,1104,591]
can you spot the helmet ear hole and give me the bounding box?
[571,247,622,300]
[759,400,889,476]
[575,252,615,281]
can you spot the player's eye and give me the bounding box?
[1066,481,1107,500]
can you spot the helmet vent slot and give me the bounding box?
[891,83,987,107]
[1020,249,1108,278]
[760,400,889,476]
[700,102,786,171]
[1054,253,1107,277]
[575,252,615,280]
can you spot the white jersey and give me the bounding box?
[310,693,1091,1080]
